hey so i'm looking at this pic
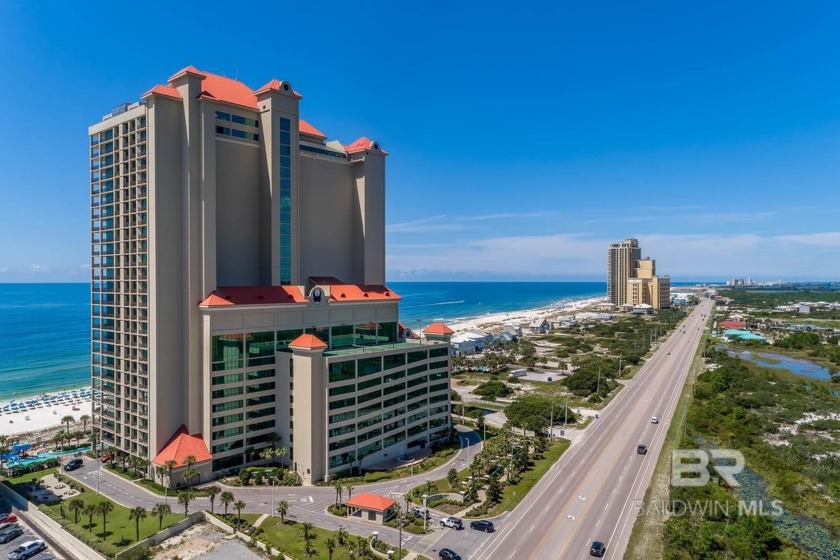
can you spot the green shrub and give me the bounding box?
[239,470,250,485]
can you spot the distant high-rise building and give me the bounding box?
[607,238,641,305]
[607,238,670,310]
[89,66,451,486]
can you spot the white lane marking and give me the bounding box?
[578,495,586,501]
[567,515,575,520]
[529,525,535,533]
[596,518,601,526]
[544,505,551,512]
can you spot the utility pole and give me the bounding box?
[596,368,601,397]
[618,356,622,378]
[563,399,568,431]
[549,399,554,441]
[398,505,403,559]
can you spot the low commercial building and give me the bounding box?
[345,493,397,524]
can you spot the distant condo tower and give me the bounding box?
[89,66,451,486]
[607,238,670,310]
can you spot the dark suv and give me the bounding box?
[64,458,83,471]
[637,444,648,455]
[469,520,495,533]
[439,549,462,560]
[590,540,606,557]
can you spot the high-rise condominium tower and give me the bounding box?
[607,238,670,309]
[89,66,451,486]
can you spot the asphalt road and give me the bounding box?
[425,300,712,560]
[67,427,483,553]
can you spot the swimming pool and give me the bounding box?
[5,445,91,467]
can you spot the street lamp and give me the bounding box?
[422,493,428,532]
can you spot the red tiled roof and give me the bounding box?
[720,320,746,330]
[345,493,396,512]
[200,286,308,307]
[254,79,304,100]
[423,322,454,336]
[289,333,328,350]
[344,137,388,156]
[168,65,205,82]
[142,84,183,101]
[300,120,326,140]
[399,322,420,340]
[152,425,212,468]
[329,284,400,302]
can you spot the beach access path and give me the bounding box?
[63,427,482,554]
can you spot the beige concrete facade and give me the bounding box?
[608,239,670,310]
[88,67,441,485]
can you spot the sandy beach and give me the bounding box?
[0,387,93,438]
[446,296,607,333]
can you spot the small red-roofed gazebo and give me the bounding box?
[423,322,455,344]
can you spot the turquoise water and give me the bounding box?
[7,446,91,467]
[0,281,701,401]
[728,349,835,380]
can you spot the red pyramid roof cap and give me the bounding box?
[152,425,212,467]
[423,322,454,335]
[345,493,397,512]
[289,333,328,350]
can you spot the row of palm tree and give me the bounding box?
[66,499,114,538]
[332,480,354,506]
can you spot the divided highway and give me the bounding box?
[459,300,713,560]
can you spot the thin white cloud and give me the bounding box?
[28,264,49,273]
[387,231,840,280]
[387,211,559,233]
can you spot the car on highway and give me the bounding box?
[650,416,659,424]
[666,351,670,355]
[63,458,83,471]
[0,516,15,526]
[0,527,22,545]
[637,443,648,454]
[590,540,607,557]
[8,539,45,560]
[469,520,495,533]
[440,516,463,529]
[439,549,462,560]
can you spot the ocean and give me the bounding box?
[0,281,698,401]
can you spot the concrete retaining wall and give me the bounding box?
[115,511,204,558]
[0,482,106,560]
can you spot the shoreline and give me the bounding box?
[446,295,607,332]
[0,386,93,439]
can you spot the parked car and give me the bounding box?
[0,521,17,534]
[8,539,45,560]
[0,514,16,525]
[64,458,83,471]
[409,507,430,519]
[590,540,606,557]
[439,549,462,560]
[637,444,648,455]
[0,527,22,544]
[470,520,495,533]
[440,516,463,529]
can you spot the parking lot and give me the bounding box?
[0,509,61,560]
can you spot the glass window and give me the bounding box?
[329,424,355,438]
[212,387,244,399]
[247,407,274,420]
[212,426,243,440]
[247,382,275,393]
[215,111,231,121]
[408,364,428,376]
[211,413,243,427]
[247,369,274,381]
[357,377,381,391]
[247,394,275,407]
[276,329,303,351]
[329,361,356,383]
[247,419,276,432]
[355,323,377,346]
[246,331,275,366]
[212,334,244,371]
[329,384,355,397]
[358,357,382,377]
[329,410,356,424]
[358,389,382,404]
[212,400,243,413]
[430,347,449,358]
[379,322,398,344]
[331,325,354,349]
[329,397,356,410]
[359,402,382,417]
[305,326,330,346]
[383,353,406,370]
[408,350,428,364]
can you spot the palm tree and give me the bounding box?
[301,522,317,557]
[83,504,97,532]
[163,459,177,495]
[325,536,337,560]
[178,489,196,517]
[220,491,235,517]
[345,484,354,500]
[244,446,255,467]
[206,485,221,514]
[333,480,343,506]
[128,506,147,542]
[80,414,91,433]
[276,446,288,477]
[182,467,197,487]
[336,527,349,547]
[68,498,84,524]
[61,415,75,432]
[53,430,65,451]
[184,454,196,469]
[96,500,114,538]
[151,503,171,531]
[135,457,150,479]
[234,500,246,526]
[260,446,276,465]
[276,500,288,523]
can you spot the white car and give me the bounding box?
[8,539,45,560]
[650,416,659,424]
[440,516,463,529]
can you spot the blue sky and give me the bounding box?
[1,1,839,282]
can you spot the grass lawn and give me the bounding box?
[486,439,570,517]
[5,467,183,557]
[244,514,357,560]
